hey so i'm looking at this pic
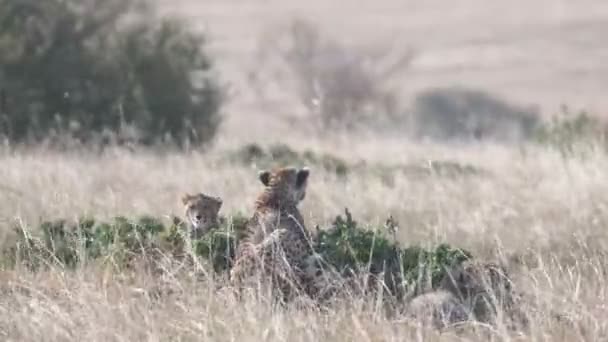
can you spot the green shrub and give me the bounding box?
[533,106,608,156]
[4,215,243,271]
[2,209,472,297]
[313,209,472,296]
[314,209,399,275]
[0,0,222,148]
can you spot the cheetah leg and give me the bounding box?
[229,229,295,300]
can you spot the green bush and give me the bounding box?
[314,209,472,296]
[533,106,608,156]
[4,214,245,271]
[0,0,222,148]
[2,209,472,298]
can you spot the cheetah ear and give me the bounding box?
[181,193,192,205]
[296,167,310,188]
[258,170,271,186]
[213,197,223,211]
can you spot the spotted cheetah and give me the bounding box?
[229,167,316,302]
[405,290,471,328]
[181,192,223,239]
[403,260,523,329]
[436,260,528,328]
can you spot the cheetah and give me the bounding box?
[405,290,471,329]
[181,192,223,239]
[403,260,524,329]
[435,260,528,328]
[229,166,317,302]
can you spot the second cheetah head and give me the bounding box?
[257,166,310,205]
[181,193,223,238]
[439,261,513,299]
[438,260,515,322]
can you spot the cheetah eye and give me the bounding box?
[195,214,202,220]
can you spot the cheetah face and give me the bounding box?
[440,261,512,299]
[258,167,310,204]
[181,193,223,239]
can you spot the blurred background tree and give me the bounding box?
[0,0,223,148]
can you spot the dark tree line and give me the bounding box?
[0,0,223,148]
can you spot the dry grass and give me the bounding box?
[2,0,608,340]
[1,137,608,341]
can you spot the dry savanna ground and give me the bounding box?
[1,140,608,341]
[2,0,608,341]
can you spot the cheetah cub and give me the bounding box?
[181,193,223,239]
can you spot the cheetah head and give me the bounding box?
[439,261,513,300]
[258,166,310,205]
[181,193,223,238]
[438,261,516,324]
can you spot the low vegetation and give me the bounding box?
[313,209,472,297]
[229,142,488,181]
[533,106,608,157]
[231,143,349,176]
[2,208,472,299]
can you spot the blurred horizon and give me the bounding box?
[161,0,608,141]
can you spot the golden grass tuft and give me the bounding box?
[0,135,607,340]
